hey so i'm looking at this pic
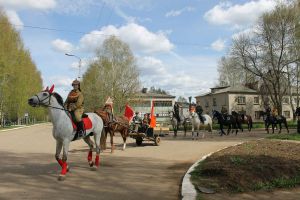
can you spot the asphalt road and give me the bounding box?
[0,124,287,200]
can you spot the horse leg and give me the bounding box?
[122,130,127,151]
[83,137,94,167]
[278,123,282,134]
[58,140,70,181]
[93,130,101,169]
[110,131,114,153]
[272,123,275,134]
[285,120,289,133]
[266,123,269,134]
[55,140,69,172]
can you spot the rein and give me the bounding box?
[35,93,68,112]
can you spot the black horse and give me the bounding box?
[212,110,241,136]
[231,111,253,132]
[259,111,289,134]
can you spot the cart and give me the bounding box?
[129,125,161,146]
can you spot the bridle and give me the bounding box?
[34,91,67,111]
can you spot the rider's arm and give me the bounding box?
[75,93,84,108]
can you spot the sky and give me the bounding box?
[0,0,280,100]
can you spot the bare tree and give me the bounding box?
[231,3,299,114]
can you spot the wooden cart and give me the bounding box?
[129,127,161,146]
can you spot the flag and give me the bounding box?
[150,100,156,128]
[124,104,134,121]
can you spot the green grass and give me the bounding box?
[0,125,23,131]
[253,176,300,191]
[267,133,300,141]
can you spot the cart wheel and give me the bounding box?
[154,136,161,146]
[136,137,143,146]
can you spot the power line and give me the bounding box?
[2,22,206,47]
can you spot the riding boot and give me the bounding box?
[76,121,85,138]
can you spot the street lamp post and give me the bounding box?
[65,53,82,80]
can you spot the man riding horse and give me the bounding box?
[173,102,181,122]
[64,79,84,138]
[104,96,115,124]
[195,103,205,123]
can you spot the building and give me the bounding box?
[130,89,176,123]
[195,86,296,121]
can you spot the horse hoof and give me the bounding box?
[58,175,66,181]
[91,166,98,171]
[89,161,94,167]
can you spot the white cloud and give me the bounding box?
[204,0,277,29]
[79,23,174,54]
[211,38,226,51]
[4,10,23,29]
[137,56,167,76]
[0,0,56,10]
[165,6,195,17]
[51,39,74,53]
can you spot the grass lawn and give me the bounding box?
[190,140,300,196]
[267,133,300,141]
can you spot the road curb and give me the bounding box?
[181,142,244,200]
[0,122,50,132]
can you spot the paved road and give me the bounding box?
[0,124,275,200]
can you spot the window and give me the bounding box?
[237,96,246,105]
[255,111,260,119]
[294,98,298,105]
[283,97,289,104]
[213,98,217,106]
[254,97,259,104]
[283,111,290,118]
[205,100,209,107]
[153,101,172,107]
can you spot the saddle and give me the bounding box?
[69,112,92,131]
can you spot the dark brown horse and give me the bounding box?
[232,111,253,131]
[95,108,130,153]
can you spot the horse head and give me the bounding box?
[212,110,219,120]
[28,85,56,107]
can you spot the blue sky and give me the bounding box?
[0,0,279,100]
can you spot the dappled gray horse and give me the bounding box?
[28,85,104,181]
[189,111,213,140]
[169,111,188,137]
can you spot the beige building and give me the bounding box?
[195,86,296,121]
[130,90,176,123]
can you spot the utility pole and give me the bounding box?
[65,53,82,80]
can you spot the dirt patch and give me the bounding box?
[190,139,300,193]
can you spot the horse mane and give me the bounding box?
[52,92,64,107]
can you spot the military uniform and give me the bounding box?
[196,104,204,123]
[104,97,114,123]
[173,103,181,122]
[64,79,84,137]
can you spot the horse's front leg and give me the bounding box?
[58,140,70,181]
[272,123,275,134]
[278,123,282,134]
[83,136,94,167]
[55,140,63,168]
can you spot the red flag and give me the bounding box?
[124,104,134,121]
[150,100,156,128]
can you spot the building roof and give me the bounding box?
[195,85,257,98]
[134,92,176,99]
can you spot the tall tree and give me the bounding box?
[231,3,299,114]
[0,10,45,125]
[82,36,140,114]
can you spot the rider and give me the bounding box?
[132,111,142,132]
[195,103,204,123]
[173,102,181,122]
[64,79,84,137]
[104,96,115,124]
[221,106,228,118]
[142,113,150,132]
[272,107,278,117]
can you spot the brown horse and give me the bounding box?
[95,108,130,153]
[232,111,253,131]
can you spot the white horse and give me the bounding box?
[189,111,213,140]
[28,85,104,181]
[168,111,188,137]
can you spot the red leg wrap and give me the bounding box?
[61,162,68,175]
[95,155,100,167]
[57,159,63,167]
[88,150,93,162]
